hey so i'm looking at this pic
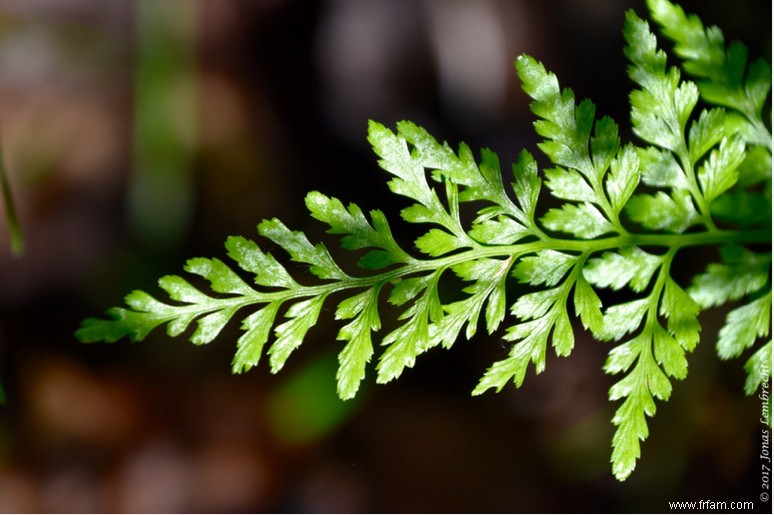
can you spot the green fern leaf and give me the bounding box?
[646,0,772,148]
[688,244,771,308]
[305,191,410,269]
[584,246,661,292]
[335,287,381,400]
[77,0,771,483]
[716,292,772,360]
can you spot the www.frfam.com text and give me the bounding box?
[668,500,754,511]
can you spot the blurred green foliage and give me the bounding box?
[267,353,359,446]
[130,0,197,249]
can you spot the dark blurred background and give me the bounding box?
[0,0,770,512]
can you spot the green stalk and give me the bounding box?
[0,136,23,256]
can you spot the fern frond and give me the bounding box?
[77,0,771,482]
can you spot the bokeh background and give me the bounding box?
[0,0,770,512]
